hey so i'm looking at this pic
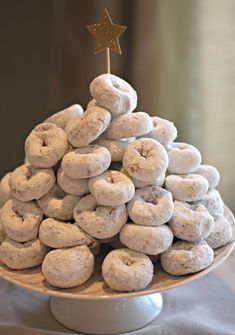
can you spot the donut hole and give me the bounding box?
[110,78,128,93]
[152,120,158,127]
[41,136,49,147]
[142,194,159,205]
[107,176,114,184]
[122,256,135,266]
[137,146,149,159]
[12,206,24,220]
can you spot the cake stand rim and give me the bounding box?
[0,206,234,301]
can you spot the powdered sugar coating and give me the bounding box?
[74,194,128,239]
[90,74,137,116]
[141,116,177,146]
[195,165,220,189]
[39,218,94,248]
[10,164,55,202]
[87,99,98,109]
[161,240,214,276]
[44,104,83,130]
[121,168,165,188]
[191,189,224,216]
[0,237,49,270]
[120,224,173,255]
[102,248,153,292]
[61,145,111,179]
[25,123,69,168]
[169,201,214,241]
[57,167,89,196]
[167,142,201,174]
[127,186,174,226]
[37,184,79,221]
[104,112,152,139]
[95,137,134,162]
[1,198,43,242]
[165,174,209,202]
[65,106,111,147]
[88,170,135,207]
[123,138,168,181]
[42,246,94,288]
[205,214,233,249]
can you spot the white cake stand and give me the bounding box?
[0,206,234,335]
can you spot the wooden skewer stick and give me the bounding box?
[106,48,111,74]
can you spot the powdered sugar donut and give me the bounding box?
[127,186,174,226]
[74,194,128,238]
[65,106,111,147]
[90,74,137,116]
[10,164,55,202]
[39,218,94,248]
[88,170,135,206]
[195,165,220,189]
[167,142,201,174]
[161,240,214,276]
[0,172,11,207]
[25,123,68,168]
[169,201,214,241]
[165,174,209,202]
[57,167,89,196]
[205,214,233,249]
[42,245,94,288]
[123,138,168,181]
[122,168,165,188]
[0,237,49,270]
[120,224,173,255]
[102,248,153,292]
[37,184,79,221]
[141,116,177,146]
[44,104,83,130]
[104,112,152,139]
[191,189,224,216]
[1,198,43,242]
[95,137,134,162]
[61,145,111,179]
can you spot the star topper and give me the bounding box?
[86,9,127,73]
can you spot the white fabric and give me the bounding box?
[0,252,234,335]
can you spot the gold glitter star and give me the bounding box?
[86,9,127,55]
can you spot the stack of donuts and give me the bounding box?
[0,74,233,292]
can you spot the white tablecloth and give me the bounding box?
[0,252,234,335]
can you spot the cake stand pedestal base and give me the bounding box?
[50,293,163,334]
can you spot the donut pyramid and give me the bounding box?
[0,74,233,292]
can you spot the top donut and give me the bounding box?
[90,74,137,116]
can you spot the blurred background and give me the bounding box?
[0,0,234,210]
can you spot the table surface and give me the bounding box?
[0,249,234,335]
